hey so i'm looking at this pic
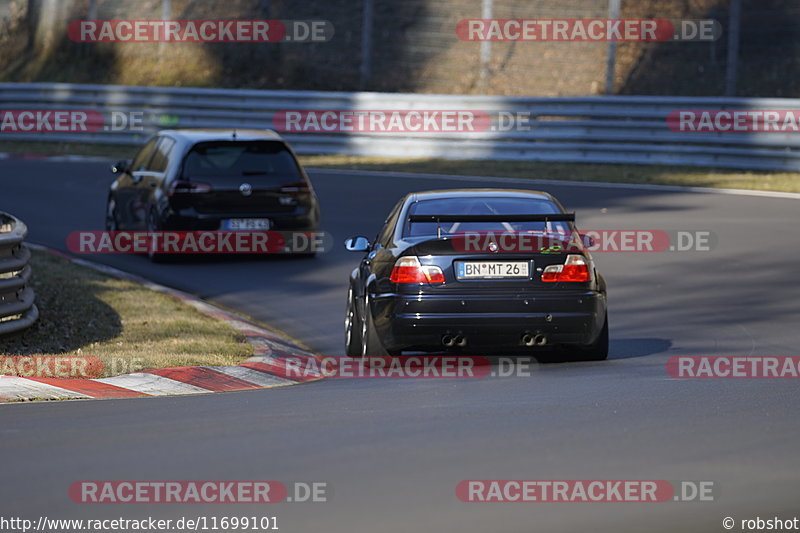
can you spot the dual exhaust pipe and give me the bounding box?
[521,333,548,346]
[442,334,467,347]
[441,333,547,347]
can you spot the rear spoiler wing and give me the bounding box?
[408,213,576,223]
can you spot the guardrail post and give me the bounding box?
[360,0,375,90]
[478,0,493,94]
[604,0,621,95]
[725,0,742,96]
[159,0,172,60]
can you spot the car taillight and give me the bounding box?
[541,254,591,282]
[390,256,445,284]
[168,180,212,196]
[279,181,311,194]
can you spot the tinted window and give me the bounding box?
[148,137,175,172]
[404,197,566,237]
[181,141,301,181]
[377,200,404,247]
[131,137,158,172]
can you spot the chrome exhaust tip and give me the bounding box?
[521,333,535,346]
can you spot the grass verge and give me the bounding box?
[0,140,798,193]
[0,140,139,160]
[0,249,253,377]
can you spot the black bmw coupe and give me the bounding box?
[344,189,608,360]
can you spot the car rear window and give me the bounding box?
[181,141,301,180]
[404,197,567,237]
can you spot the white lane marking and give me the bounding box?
[308,168,800,201]
[242,355,281,364]
[207,366,295,387]
[0,376,90,400]
[96,373,208,395]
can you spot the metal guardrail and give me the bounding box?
[2,82,800,170]
[0,213,38,336]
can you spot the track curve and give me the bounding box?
[1,158,799,532]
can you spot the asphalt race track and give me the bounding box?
[2,158,800,532]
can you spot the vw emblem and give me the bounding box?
[239,183,252,197]
[488,240,499,253]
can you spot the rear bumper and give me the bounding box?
[163,205,319,231]
[372,290,606,352]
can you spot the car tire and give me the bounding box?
[575,312,609,361]
[105,198,119,231]
[344,288,362,358]
[360,299,390,358]
[146,209,169,263]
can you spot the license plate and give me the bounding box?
[223,218,272,230]
[456,261,530,280]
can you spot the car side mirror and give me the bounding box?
[111,160,130,174]
[344,236,370,252]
